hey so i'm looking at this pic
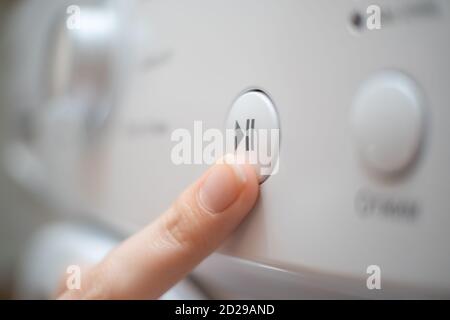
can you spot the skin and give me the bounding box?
[58,157,260,299]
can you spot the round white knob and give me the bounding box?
[351,71,426,175]
[226,90,281,183]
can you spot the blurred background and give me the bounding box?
[1,0,450,299]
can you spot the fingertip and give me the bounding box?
[236,162,260,210]
[196,155,260,215]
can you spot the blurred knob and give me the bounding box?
[351,71,426,176]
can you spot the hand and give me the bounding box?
[58,156,260,299]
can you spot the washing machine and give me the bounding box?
[1,0,450,299]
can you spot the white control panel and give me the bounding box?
[3,0,450,298]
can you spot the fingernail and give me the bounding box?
[220,153,261,183]
[198,159,246,213]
